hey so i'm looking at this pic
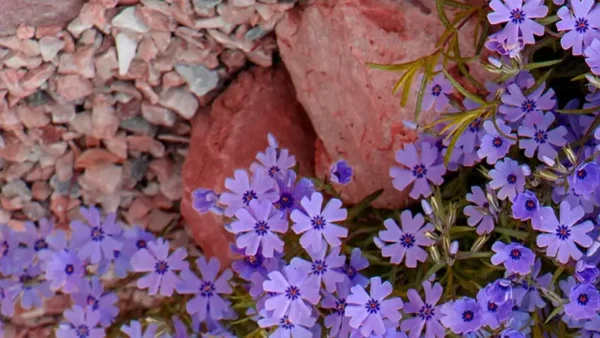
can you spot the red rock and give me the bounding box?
[221,49,246,73]
[275,0,486,208]
[182,66,315,264]
[55,75,93,102]
[127,135,165,157]
[152,193,172,209]
[148,158,173,183]
[116,99,141,120]
[75,149,121,169]
[50,103,76,124]
[0,1,84,35]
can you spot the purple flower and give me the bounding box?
[585,39,600,74]
[487,0,548,45]
[19,219,53,258]
[291,192,348,252]
[376,210,434,268]
[291,246,345,293]
[536,201,594,264]
[322,287,352,338]
[130,238,188,296]
[107,226,155,279]
[464,186,498,235]
[0,279,17,316]
[70,207,123,264]
[12,263,53,310]
[500,83,556,122]
[477,285,513,329]
[177,256,233,322]
[439,297,483,334]
[230,245,280,281]
[0,225,32,275]
[121,321,158,338]
[422,73,452,112]
[273,170,314,217]
[345,277,403,337]
[231,199,288,257]
[485,33,524,57]
[513,259,552,311]
[401,281,445,338]
[489,158,526,201]
[258,312,317,338]
[486,71,535,99]
[263,265,321,322]
[330,160,353,185]
[565,283,600,320]
[172,316,189,338]
[219,169,278,217]
[250,144,296,178]
[72,278,118,327]
[478,119,517,164]
[338,248,370,293]
[569,162,600,195]
[492,242,535,275]
[511,190,541,224]
[519,111,567,160]
[553,184,598,214]
[46,249,84,293]
[556,0,600,55]
[576,248,600,283]
[56,305,105,338]
[390,142,446,199]
[501,328,526,338]
[192,188,220,215]
[559,278,585,328]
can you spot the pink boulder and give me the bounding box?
[182,66,316,264]
[276,0,486,208]
[0,0,85,35]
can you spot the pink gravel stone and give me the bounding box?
[32,181,52,201]
[58,46,95,78]
[16,24,35,40]
[162,71,185,89]
[137,6,176,32]
[103,135,128,159]
[95,48,119,81]
[0,1,85,35]
[17,105,50,128]
[75,149,122,169]
[159,87,199,119]
[135,80,159,104]
[137,37,159,62]
[141,102,176,127]
[80,163,123,194]
[92,104,119,139]
[55,151,74,181]
[21,63,56,91]
[55,75,93,101]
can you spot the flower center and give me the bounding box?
[431,84,442,97]
[400,233,416,248]
[487,301,498,312]
[242,190,258,205]
[90,227,104,242]
[469,119,481,133]
[1,241,9,256]
[311,215,326,230]
[76,324,90,338]
[534,130,547,144]
[285,286,301,300]
[510,249,522,260]
[521,99,536,113]
[254,220,270,236]
[412,164,428,179]
[268,166,280,177]
[510,9,526,24]
[200,281,215,297]
[575,17,589,33]
[276,193,294,210]
[86,295,99,310]
[492,137,504,148]
[114,250,120,258]
[19,274,33,284]
[555,225,571,240]
[280,315,294,330]
[577,169,587,180]
[345,265,357,279]
[335,298,347,316]
[65,264,74,275]
[506,174,517,184]
[419,303,435,321]
[154,261,169,274]
[34,238,48,251]
[136,239,147,249]
[525,199,536,211]
[311,259,328,275]
[462,310,475,322]
[365,299,381,314]
[578,293,589,305]
[245,254,263,267]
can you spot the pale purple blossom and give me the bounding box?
[556,0,600,55]
[219,169,278,217]
[390,142,446,199]
[231,199,288,257]
[337,248,370,293]
[464,186,498,235]
[439,298,483,334]
[46,249,84,293]
[513,259,553,311]
[250,143,296,178]
[569,162,600,196]
[130,238,188,296]
[177,256,233,323]
[489,158,526,201]
[477,285,513,329]
[258,311,317,338]
[323,287,352,338]
[56,306,106,338]
[71,278,118,327]
[0,225,32,275]
[377,210,434,268]
[330,160,353,185]
[401,281,445,338]
[70,207,123,264]
[565,283,600,320]
[345,277,403,337]
[121,321,158,338]
[492,242,535,275]
[518,111,567,160]
[0,279,17,316]
[585,38,600,75]
[422,73,452,112]
[488,0,548,45]
[291,246,345,293]
[511,190,541,224]
[485,33,524,57]
[536,201,594,264]
[12,263,53,311]
[19,219,53,259]
[273,170,314,217]
[500,83,556,122]
[192,188,221,215]
[478,119,517,164]
[291,192,348,252]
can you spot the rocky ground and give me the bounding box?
[0,0,488,335]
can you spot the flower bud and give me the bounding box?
[421,200,434,216]
[449,241,459,255]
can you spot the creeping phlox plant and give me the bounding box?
[3,1,600,338]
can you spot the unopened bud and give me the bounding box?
[542,155,556,167]
[421,200,433,216]
[403,120,419,130]
[267,133,278,149]
[488,56,503,69]
[520,164,531,177]
[449,241,459,255]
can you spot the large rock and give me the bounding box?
[0,0,85,35]
[276,0,486,208]
[182,66,316,264]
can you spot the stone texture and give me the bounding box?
[182,65,316,264]
[0,0,85,36]
[275,0,486,208]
